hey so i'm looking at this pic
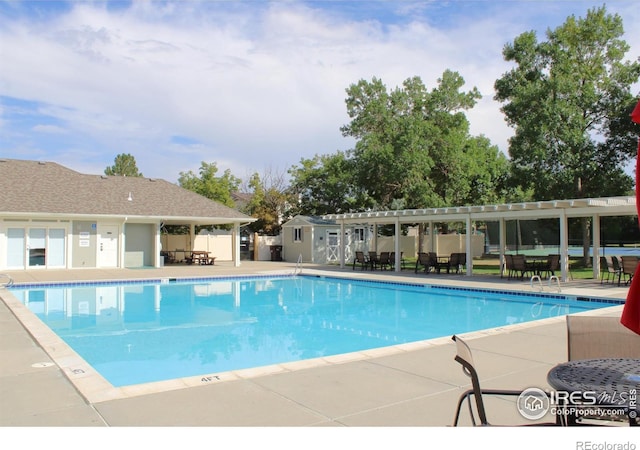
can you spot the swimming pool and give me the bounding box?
[9,275,620,387]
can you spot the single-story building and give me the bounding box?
[281,215,368,264]
[0,158,255,271]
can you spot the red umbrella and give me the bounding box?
[621,98,640,334]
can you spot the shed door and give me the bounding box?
[326,231,339,262]
[326,229,352,263]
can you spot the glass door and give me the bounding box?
[28,228,46,267]
[48,228,66,267]
[7,228,26,269]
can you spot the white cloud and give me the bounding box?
[32,124,68,134]
[0,1,638,183]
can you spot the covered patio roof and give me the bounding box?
[323,196,638,282]
[323,196,637,224]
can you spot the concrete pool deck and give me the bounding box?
[0,261,634,431]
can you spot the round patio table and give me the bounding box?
[547,358,639,426]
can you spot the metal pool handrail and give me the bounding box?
[292,254,303,275]
[0,274,14,288]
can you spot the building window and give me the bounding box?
[293,227,303,242]
[354,227,365,242]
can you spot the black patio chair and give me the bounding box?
[540,254,560,279]
[451,335,556,427]
[368,251,380,270]
[352,251,369,270]
[599,256,619,284]
[378,252,391,270]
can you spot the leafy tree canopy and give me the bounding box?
[339,71,510,210]
[104,153,143,177]
[287,151,372,216]
[242,169,291,235]
[178,161,241,208]
[494,5,640,201]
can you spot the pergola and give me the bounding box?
[323,196,638,281]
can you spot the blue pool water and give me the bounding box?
[10,275,619,387]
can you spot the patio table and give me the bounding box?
[547,358,639,426]
[188,250,213,265]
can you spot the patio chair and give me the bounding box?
[453,252,466,274]
[567,315,640,360]
[611,256,623,285]
[353,251,369,270]
[378,252,391,271]
[503,254,514,279]
[390,251,406,270]
[539,254,560,279]
[619,256,638,286]
[510,255,534,280]
[451,335,556,426]
[599,256,620,284]
[368,251,380,270]
[565,315,640,425]
[415,252,437,274]
[438,252,464,274]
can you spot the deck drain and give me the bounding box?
[32,362,55,368]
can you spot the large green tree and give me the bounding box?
[494,6,640,263]
[178,161,240,208]
[494,5,640,201]
[340,71,510,210]
[104,153,143,177]
[287,151,371,216]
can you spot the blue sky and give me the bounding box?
[1,0,638,184]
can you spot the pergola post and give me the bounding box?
[340,220,346,269]
[466,214,472,276]
[395,217,401,272]
[559,210,569,281]
[499,218,506,277]
[592,214,601,279]
[233,222,241,267]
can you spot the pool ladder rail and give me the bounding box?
[0,274,14,288]
[530,274,561,293]
[292,254,303,276]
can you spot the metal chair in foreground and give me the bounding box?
[451,335,556,426]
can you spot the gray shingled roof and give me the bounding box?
[281,215,336,227]
[0,159,255,225]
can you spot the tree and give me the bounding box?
[104,153,143,177]
[178,161,240,208]
[457,135,513,206]
[495,5,639,200]
[287,151,371,216]
[240,168,291,235]
[341,71,509,210]
[494,5,640,263]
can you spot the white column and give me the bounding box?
[155,222,163,268]
[340,220,346,268]
[372,223,378,251]
[395,217,401,272]
[559,211,569,281]
[189,224,196,251]
[233,223,241,267]
[499,218,506,277]
[429,221,435,254]
[592,214,601,280]
[466,215,472,276]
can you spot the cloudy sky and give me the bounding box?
[1,0,638,184]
